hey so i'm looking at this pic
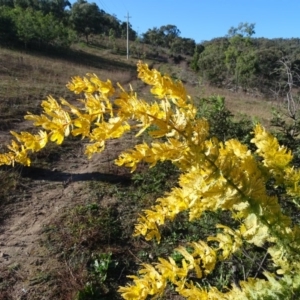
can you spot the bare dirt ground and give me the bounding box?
[0,46,144,299]
[0,121,133,299]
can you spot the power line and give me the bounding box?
[98,0,111,14]
[103,0,128,16]
[119,0,128,13]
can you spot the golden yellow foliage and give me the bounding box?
[1,62,300,299]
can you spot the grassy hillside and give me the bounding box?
[0,43,283,299]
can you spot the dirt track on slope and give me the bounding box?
[0,129,132,299]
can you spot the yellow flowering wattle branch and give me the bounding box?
[1,62,300,298]
[118,240,219,300]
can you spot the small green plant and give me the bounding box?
[196,95,253,144]
[75,252,118,299]
[92,252,115,283]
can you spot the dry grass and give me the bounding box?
[144,60,277,128]
[0,42,274,129]
[185,83,276,128]
[0,45,137,132]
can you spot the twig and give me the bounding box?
[128,249,143,263]
[254,251,269,279]
[64,259,76,281]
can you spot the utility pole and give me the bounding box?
[125,12,131,59]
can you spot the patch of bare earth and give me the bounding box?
[0,122,133,299]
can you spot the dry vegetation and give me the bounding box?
[0,42,280,299]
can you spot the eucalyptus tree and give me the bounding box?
[70,0,104,43]
[225,22,257,90]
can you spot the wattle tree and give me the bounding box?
[1,62,300,299]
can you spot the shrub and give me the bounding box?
[196,94,253,145]
[1,62,300,299]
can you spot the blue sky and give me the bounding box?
[92,0,300,43]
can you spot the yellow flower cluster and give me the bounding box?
[1,62,300,299]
